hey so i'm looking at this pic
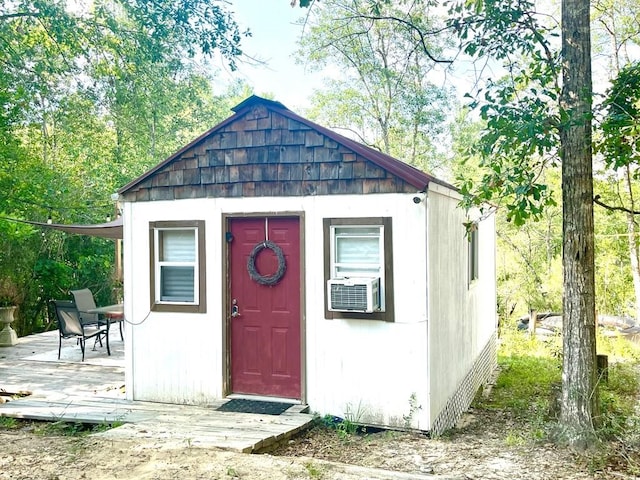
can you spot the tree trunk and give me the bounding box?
[559,0,598,447]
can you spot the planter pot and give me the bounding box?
[0,306,18,346]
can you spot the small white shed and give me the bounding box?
[118,95,497,433]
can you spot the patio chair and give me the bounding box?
[52,300,110,362]
[71,288,123,340]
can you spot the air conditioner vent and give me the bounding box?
[328,277,380,313]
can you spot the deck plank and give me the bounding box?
[0,330,313,452]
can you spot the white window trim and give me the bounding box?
[154,227,199,305]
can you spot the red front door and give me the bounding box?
[228,217,301,399]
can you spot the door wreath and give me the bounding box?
[247,240,286,286]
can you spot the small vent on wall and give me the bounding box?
[328,277,380,313]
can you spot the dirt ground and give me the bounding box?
[1,408,638,480]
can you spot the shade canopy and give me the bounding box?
[1,217,123,239]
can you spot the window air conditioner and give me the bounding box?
[328,277,380,313]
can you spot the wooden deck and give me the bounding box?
[0,330,313,452]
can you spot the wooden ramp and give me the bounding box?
[1,396,313,452]
[0,330,313,453]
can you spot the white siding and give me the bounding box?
[426,184,497,426]
[303,194,429,428]
[122,187,494,429]
[123,200,223,404]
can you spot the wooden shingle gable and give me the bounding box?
[119,96,452,202]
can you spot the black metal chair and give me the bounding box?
[71,288,124,340]
[52,300,110,361]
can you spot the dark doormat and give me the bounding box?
[216,398,294,415]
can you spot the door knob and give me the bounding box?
[231,298,241,317]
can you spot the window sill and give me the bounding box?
[151,302,205,313]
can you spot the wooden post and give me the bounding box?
[115,238,122,280]
[529,309,537,336]
[597,354,608,384]
[113,200,123,301]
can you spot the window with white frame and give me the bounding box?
[149,221,206,313]
[331,226,384,280]
[323,217,394,321]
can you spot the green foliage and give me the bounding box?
[304,461,325,478]
[597,362,640,442]
[0,1,245,76]
[34,259,74,300]
[593,201,638,318]
[298,0,453,174]
[494,169,563,316]
[0,417,18,429]
[592,0,640,76]
[592,63,640,320]
[480,345,561,417]
[26,419,122,437]
[498,323,563,359]
[0,220,42,331]
[449,0,559,62]
[320,414,358,439]
[490,355,560,412]
[487,164,639,320]
[0,2,251,336]
[472,327,561,442]
[597,330,640,362]
[43,421,87,437]
[599,62,640,174]
[449,0,561,224]
[402,393,421,428]
[477,323,640,447]
[449,109,485,182]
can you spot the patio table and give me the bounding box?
[86,303,124,344]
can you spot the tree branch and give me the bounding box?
[594,195,640,215]
[356,14,453,64]
[0,12,39,21]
